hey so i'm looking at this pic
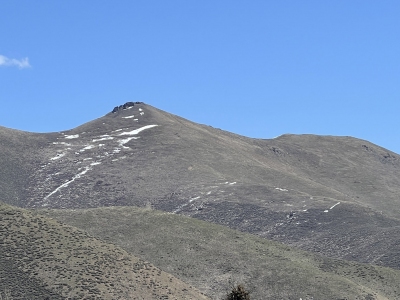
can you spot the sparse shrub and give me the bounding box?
[223,284,250,300]
[0,288,12,300]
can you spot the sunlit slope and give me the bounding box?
[0,203,208,299]
[16,103,400,216]
[41,206,400,300]
[2,102,400,271]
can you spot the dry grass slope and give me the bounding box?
[0,203,208,299]
[40,206,400,300]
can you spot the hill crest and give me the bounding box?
[1,102,400,275]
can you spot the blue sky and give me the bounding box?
[1,1,399,153]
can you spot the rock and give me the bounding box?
[112,102,140,113]
[122,102,135,109]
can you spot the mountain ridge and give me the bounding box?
[1,102,400,298]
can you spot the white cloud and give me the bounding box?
[0,54,31,69]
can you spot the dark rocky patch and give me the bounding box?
[111,101,144,113]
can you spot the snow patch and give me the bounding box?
[275,187,288,192]
[189,196,201,203]
[324,210,329,213]
[92,136,114,142]
[118,137,139,148]
[80,145,95,152]
[90,162,101,166]
[50,153,66,160]
[123,115,135,119]
[64,134,79,139]
[138,108,143,111]
[118,124,158,136]
[140,112,144,115]
[52,142,72,146]
[174,196,201,213]
[229,182,237,185]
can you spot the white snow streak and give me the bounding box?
[138,108,143,111]
[118,137,139,148]
[330,202,340,210]
[53,142,72,146]
[90,162,101,166]
[80,145,95,151]
[50,153,65,160]
[173,196,200,213]
[43,166,92,201]
[92,136,114,142]
[189,196,201,203]
[123,115,135,119]
[118,124,158,136]
[64,134,79,139]
[140,112,144,115]
[275,187,288,192]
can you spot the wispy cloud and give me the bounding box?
[0,54,31,69]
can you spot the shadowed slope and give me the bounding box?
[0,126,51,207]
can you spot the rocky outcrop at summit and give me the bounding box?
[111,102,144,113]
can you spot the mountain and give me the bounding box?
[1,102,400,298]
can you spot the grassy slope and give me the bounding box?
[0,127,47,207]
[0,203,208,300]
[40,206,400,300]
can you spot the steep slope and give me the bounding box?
[0,202,208,299]
[0,126,49,207]
[41,206,400,300]
[1,102,400,270]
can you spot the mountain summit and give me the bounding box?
[2,102,400,271]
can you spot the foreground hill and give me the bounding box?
[1,102,400,271]
[40,205,400,300]
[0,202,208,299]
